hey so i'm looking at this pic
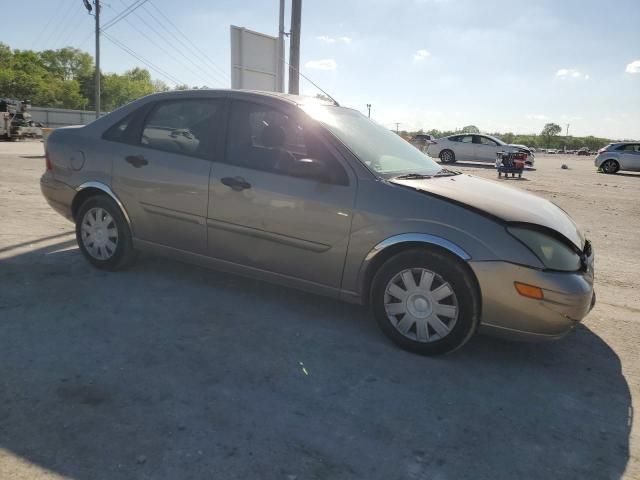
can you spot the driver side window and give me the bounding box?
[140,99,220,159]
[479,136,497,146]
[225,101,348,185]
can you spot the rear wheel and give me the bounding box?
[601,159,619,174]
[439,149,456,164]
[75,195,137,270]
[371,249,479,355]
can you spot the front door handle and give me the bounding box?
[125,155,148,168]
[221,176,251,191]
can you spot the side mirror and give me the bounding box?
[287,157,331,182]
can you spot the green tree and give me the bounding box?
[101,68,157,111]
[461,125,480,133]
[541,123,562,147]
[38,47,93,81]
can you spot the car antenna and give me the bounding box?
[282,58,340,107]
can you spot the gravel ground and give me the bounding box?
[0,141,638,479]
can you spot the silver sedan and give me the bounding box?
[41,90,594,355]
[427,133,535,165]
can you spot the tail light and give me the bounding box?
[45,149,53,171]
[597,147,606,154]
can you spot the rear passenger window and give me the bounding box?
[225,101,348,185]
[140,100,220,159]
[103,114,133,142]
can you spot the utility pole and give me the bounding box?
[83,0,100,118]
[565,123,570,152]
[395,122,400,134]
[288,0,301,95]
[94,0,101,118]
[277,0,285,93]
[366,103,371,118]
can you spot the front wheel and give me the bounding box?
[75,195,137,271]
[371,249,479,355]
[601,159,619,174]
[439,149,456,163]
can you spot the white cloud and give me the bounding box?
[626,60,640,74]
[305,58,337,70]
[526,114,548,120]
[316,35,352,44]
[413,49,431,61]
[555,68,588,80]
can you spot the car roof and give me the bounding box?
[141,88,335,107]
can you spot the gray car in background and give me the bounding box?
[427,133,535,165]
[41,90,594,355]
[594,142,640,173]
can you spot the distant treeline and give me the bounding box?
[405,125,617,151]
[0,43,192,112]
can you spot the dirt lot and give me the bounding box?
[1,141,639,479]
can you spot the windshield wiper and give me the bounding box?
[392,173,433,179]
[433,168,460,177]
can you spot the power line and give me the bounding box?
[102,0,149,31]
[53,6,87,49]
[38,0,78,50]
[111,0,225,87]
[29,1,63,49]
[145,0,230,84]
[100,30,184,86]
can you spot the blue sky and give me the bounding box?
[10,0,640,139]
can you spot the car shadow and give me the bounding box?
[0,241,631,480]
[438,161,537,172]
[598,171,640,178]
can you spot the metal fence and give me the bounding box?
[29,107,106,128]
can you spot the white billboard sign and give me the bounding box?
[230,25,283,92]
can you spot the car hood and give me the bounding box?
[508,144,533,153]
[391,174,585,249]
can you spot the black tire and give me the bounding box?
[371,249,479,355]
[439,149,456,164]
[601,159,619,174]
[75,195,137,271]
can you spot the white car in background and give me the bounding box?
[426,134,535,166]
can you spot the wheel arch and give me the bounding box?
[72,182,132,229]
[359,234,481,313]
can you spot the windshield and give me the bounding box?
[488,135,507,146]
[302,104,442,177]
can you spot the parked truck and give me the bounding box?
[0,99,44,140]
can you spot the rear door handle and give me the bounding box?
[125,155,148,168]
[221,176,251,191]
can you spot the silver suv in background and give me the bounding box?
[594,142,640,174]
[426,133,534,165]
[40,90,593,355]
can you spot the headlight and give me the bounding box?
[508,226,582,271]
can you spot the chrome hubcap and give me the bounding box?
[81,207,118,260]
[384,268,458,343]
[441,151,452,162]
[603,160,616,173]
